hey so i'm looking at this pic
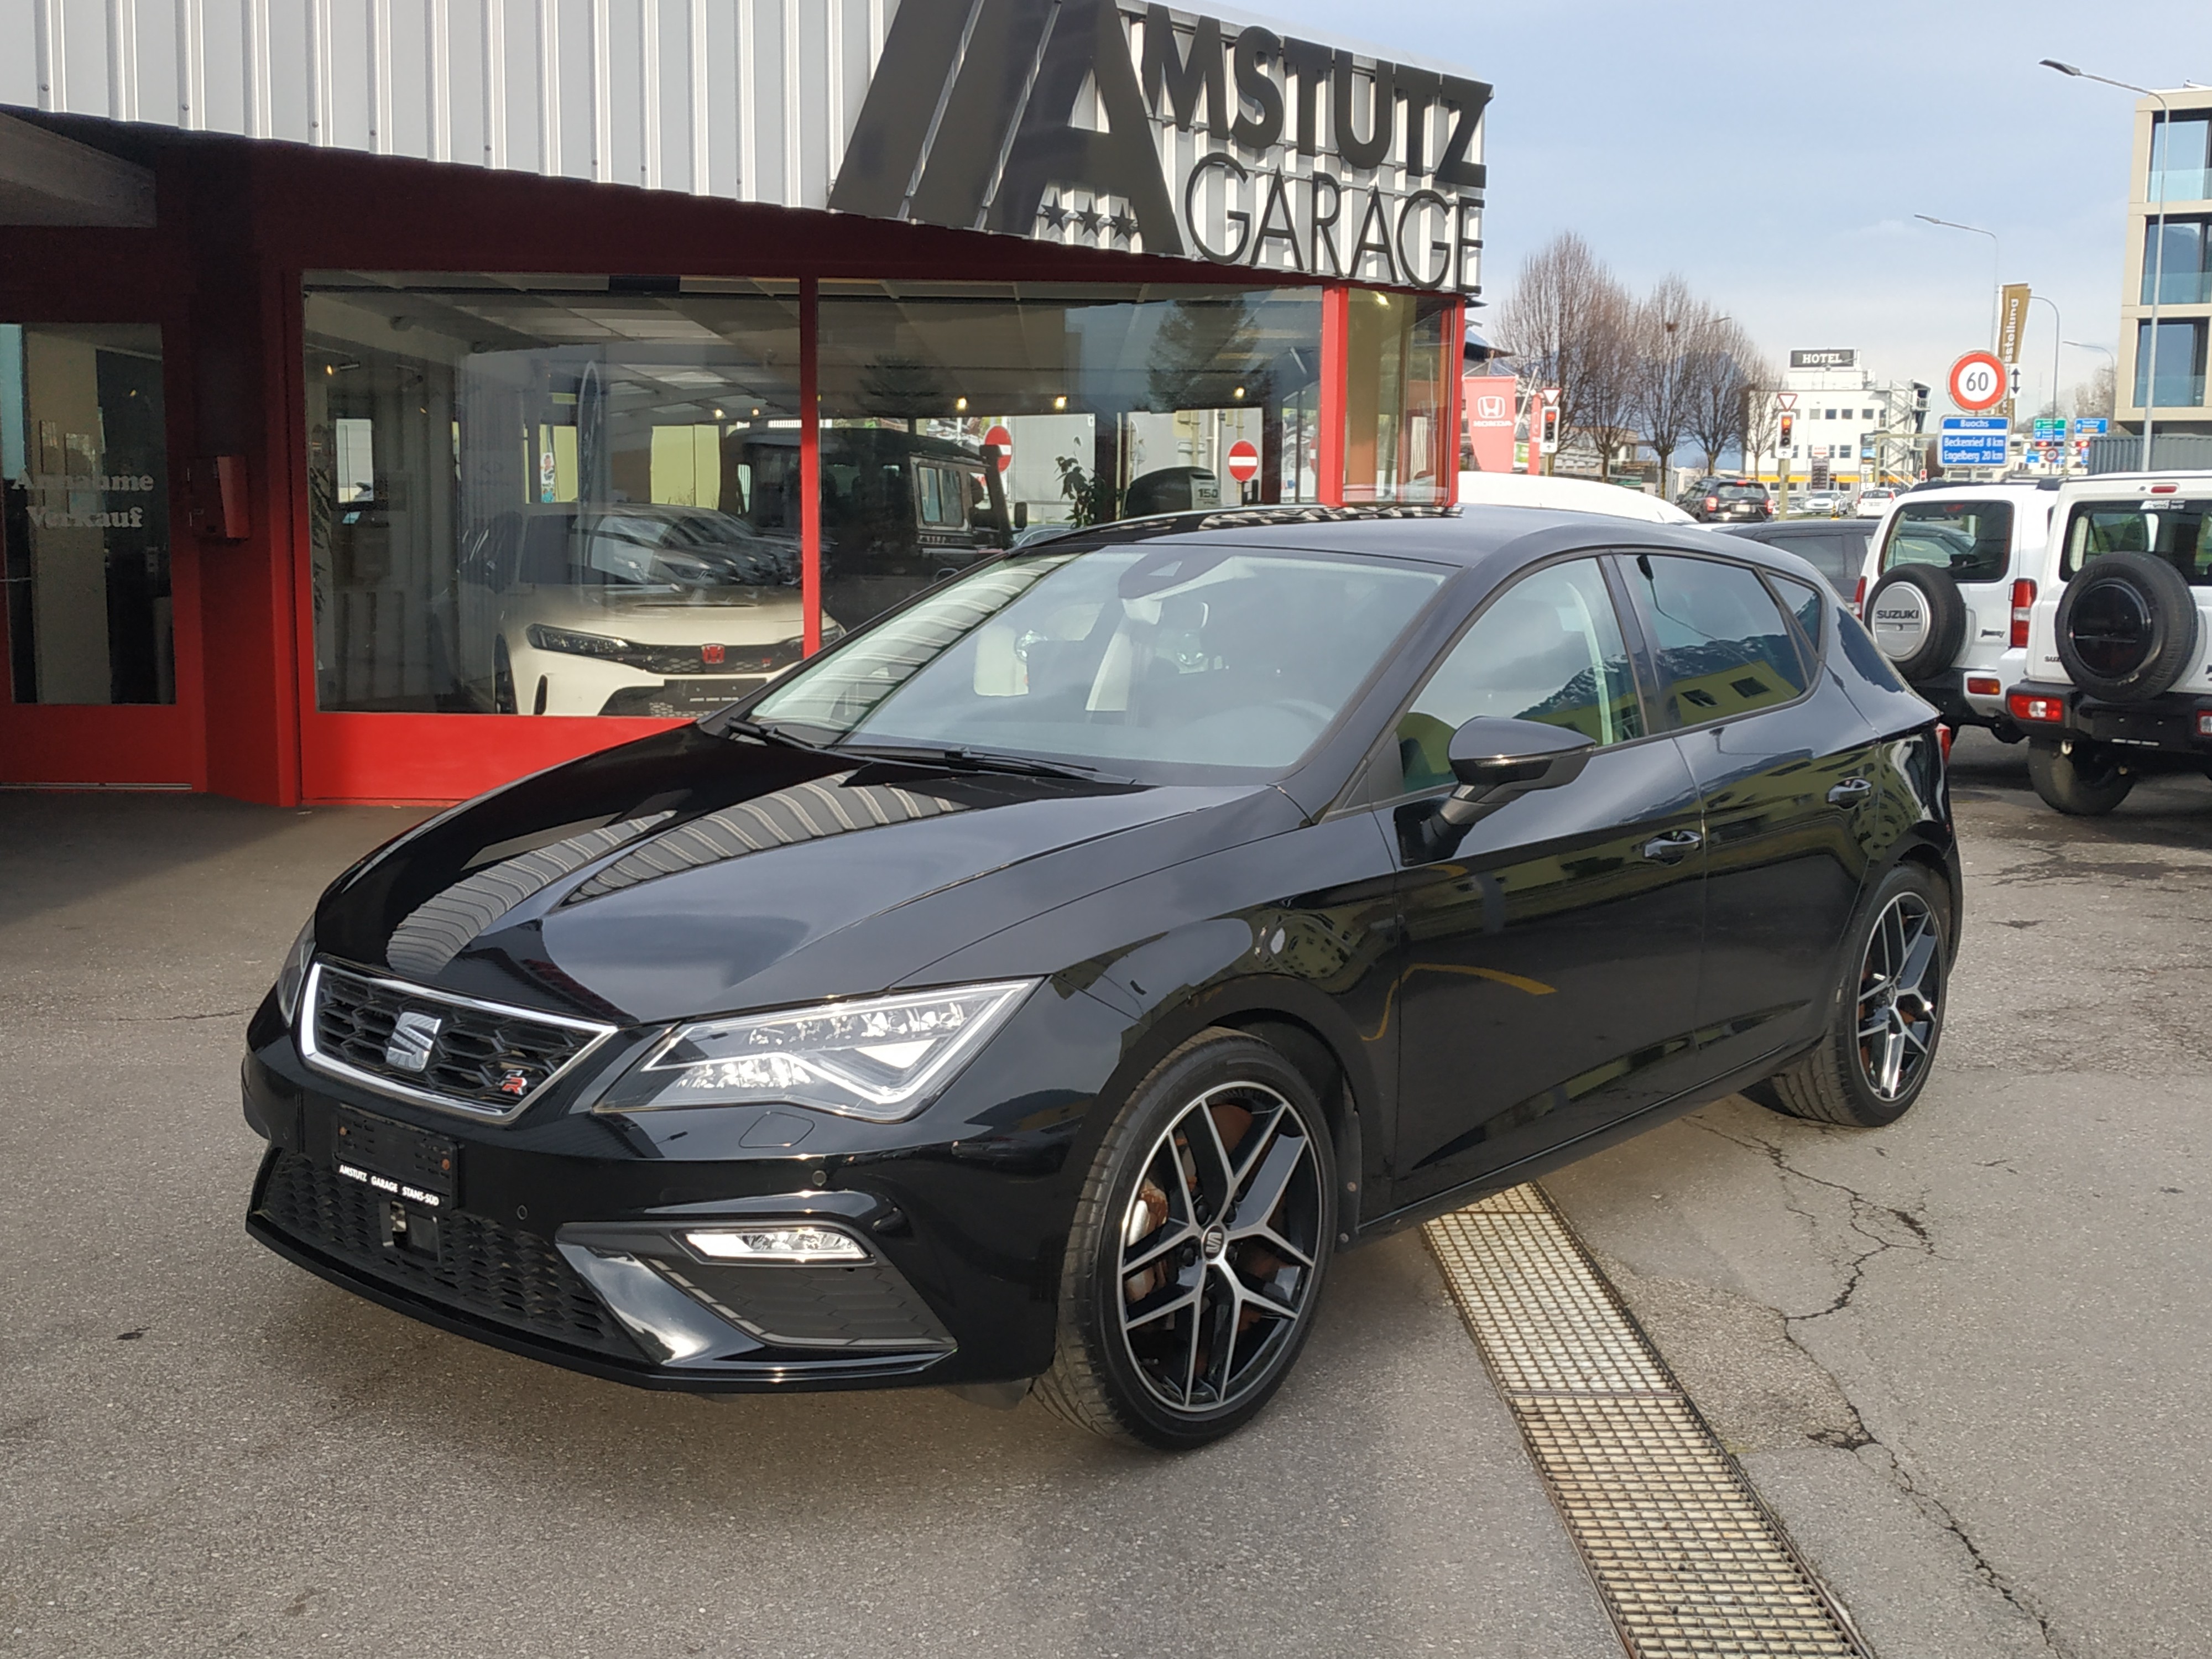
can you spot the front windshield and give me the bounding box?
[747,543,1449,776]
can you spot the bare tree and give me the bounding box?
[1739,364,1782,482]
[2068,362,2116,420]
[1684,320,1763,477]
[1631,275,1714,499]
[1494,232,1635,476]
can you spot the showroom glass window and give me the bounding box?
[813,282,1322,633]
[1344,291,1455,506]
[1879,498,2011,584]
[302,275,801,717]
[1390,557,1643,796]
[1624,555,1809,726]
[0,324,171,705]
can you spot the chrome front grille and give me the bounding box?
[301,962,617,1119]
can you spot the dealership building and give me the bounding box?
[1,1,1484,802]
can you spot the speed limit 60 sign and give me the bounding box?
[1948,351,2008,413]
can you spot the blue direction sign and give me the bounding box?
[1939,416,2010,467]
[2073,417,2109,436]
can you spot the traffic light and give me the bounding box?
[1779,411,1794,447]
[1538,403,1561,451]
[1911,382,1929,434]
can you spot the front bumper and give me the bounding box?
[242,980,1123,1394]
[2004,679,2212,757]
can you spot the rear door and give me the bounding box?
[1618,551,1884,1082]
[1386,555,1708,1206]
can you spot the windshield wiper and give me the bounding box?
[718,715,826,752]
[840,744,1126,784]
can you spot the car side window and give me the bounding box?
[1391,559,1644,796]
[1626,554,1810,727]
[1767,572,1825,657]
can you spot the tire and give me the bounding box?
[2027,738,2135,816]
[2054,552,2200,703]
[1034,1029,1337,1450]
[1863,566,1968,681]
[492,639,518,714]
[1762,863,1951,1129]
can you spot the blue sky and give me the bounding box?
[1254,0,2212,409]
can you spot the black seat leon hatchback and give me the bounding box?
[244,505,1958,1449]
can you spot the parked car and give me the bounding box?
[1794,489,1846,518]
[1856,487,1900,518]
[1856,480,2060,734]
[245,505,1957,1449]
[2003,472,2212,813]
[1683,478,1773,524]
[1718,518,1875,600]
[452,505,817,718]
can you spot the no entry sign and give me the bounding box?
[1224,439,1261,483]
[1948,352,2008,414]
[982,424,1013,472]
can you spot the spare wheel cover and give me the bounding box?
[1867,578,1933,663]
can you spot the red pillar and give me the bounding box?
[1443,297,1467,504]
[1318,285,1348,508]
[799,276,822,655]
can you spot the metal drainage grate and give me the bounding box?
[1426,1187,1867,1659]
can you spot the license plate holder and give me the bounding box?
[2086,706,2190,749]
[332,1105,460,1211]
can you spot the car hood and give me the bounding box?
[315,724,1296,1025]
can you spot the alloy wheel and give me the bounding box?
[1856,893,1942,1102]
[1116,1081,1324,1415]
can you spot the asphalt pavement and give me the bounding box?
[6,729,2208,1658]
[1549,729,2212,1659]
[0,792,1619,1659]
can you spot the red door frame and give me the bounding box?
[0,239,208,790]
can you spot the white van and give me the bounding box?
[2004,472,2212,813]
[1855,479,2060,733]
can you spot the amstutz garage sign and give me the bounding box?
[831,1,1490,294]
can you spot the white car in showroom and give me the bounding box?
[453,505,822,718]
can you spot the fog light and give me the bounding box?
[1965,675,2001,697]
[2198,711,2212,738]
[683,1226,865,1264]
[2008,692,2065,724]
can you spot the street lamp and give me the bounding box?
[2044,59,2170,471]
[2028,294,2063,466]
[1913,214,2002,353]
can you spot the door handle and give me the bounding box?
[1827,778,1874,806]
[1641,828,1703,863]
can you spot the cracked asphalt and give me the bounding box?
[1548,728,2212,1659]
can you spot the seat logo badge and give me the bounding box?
[1202,1222,1229,1261]
[384,1010,444,1073]
[701,642,726,666]
[498,1071,533,1098]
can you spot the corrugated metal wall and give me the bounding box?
[0,0,891,206]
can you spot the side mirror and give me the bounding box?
[1437,716,1596,827]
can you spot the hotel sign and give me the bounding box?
[830,1,1490,294]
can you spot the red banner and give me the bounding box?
[1462,375,1518,476]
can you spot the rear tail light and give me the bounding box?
[1936,723,1954,764]
[1704,496,1718,510]
[1853,575,1867,614]
[2010,578,2037,649]
[2008,691,2066,724]
[2198,712,2212,738]
[1965,675,2002,697]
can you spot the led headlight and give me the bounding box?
[526,623,639,661]
[275,917,316,1026]
[599,980,1037,1121]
